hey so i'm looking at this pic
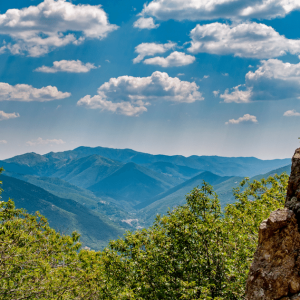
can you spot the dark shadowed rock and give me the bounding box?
[246,148,300,300]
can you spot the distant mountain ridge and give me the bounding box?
[0,146,291,250]
[3,145,290,177]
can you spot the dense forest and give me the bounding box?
[0,166,288,299]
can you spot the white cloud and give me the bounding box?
[26,137,65,146]
[35,60,98,73]
[188,22,300,59]
[0,140,7,144]
[225,114,258,125]
[133,17,159,29]
[283,110,300,117]
[203,75,209,79]
[221,86,252,103]
[77,71,203,116]
[177,73,185,76]
[138,0,300,22]
[0,110,20,121]
[143,51,195,67]
[133,42,176,64]
[213,90,220,97]
[220,59,300,103]
[0,0,118,57]
[0,82,70,102]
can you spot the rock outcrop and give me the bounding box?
[246,148,300,300]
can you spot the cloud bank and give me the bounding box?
[221,59,300,103]
[133,42,176,63]
[188,22,300,59]
[0,0,118,56]
[77,71,203,116]
[143,51,195,67]
[0,110,20,121]
[138,0,300,22]
[0,82,70,102]
[35,60,98,73]
[225,114,258,124]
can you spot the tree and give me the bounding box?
[0,166,289,299]
[102,173,288,299]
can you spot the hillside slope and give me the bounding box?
[51,154,123,188]
[139,172,242,226]
[89,162,175,205]
[0,175,124,250]
[135,171,232,210]
[139,165,291,227]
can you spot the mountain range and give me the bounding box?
[0,146,291,249]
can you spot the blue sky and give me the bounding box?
[1,0,300,160]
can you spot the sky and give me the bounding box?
[1,0,300,160]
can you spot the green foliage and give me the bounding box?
[0,168,289,299]
[103,173,288,299]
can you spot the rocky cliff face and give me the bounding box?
[246,148,300,300]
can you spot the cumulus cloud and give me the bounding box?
[143,51,195,67]
[0,140,7,144]
[225,114,258,125]
[0,0,118,56]
[35,60,98,73]
[0,82,70,102]
[188,22,300,59]
[26,137,65,146]
[283,110,300,117]
[220,59,300,103]
[0,110,20,121]
[77,71,203,116]
[133,42,176,64]
[133,17,159,29]
[138,0,300,22]
[213,90,220,97]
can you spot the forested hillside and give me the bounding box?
[0,166,289,299]
[0,146,291,249]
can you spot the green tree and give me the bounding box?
[102,173,288,299]
[0,167,289,299]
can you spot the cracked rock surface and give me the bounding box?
[245,148,300,300]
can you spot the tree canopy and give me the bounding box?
[0,166,288,299]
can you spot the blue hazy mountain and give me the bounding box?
[88,162,175,205]
[137,172,242,226]
[0,174,125,250]
[50,154,123,188]
[4,146,290,178]
[139,165,291,226]
[145,161,202,182]
[135,171,232,210]
[3,171,142,230]
[0,146,291,249]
